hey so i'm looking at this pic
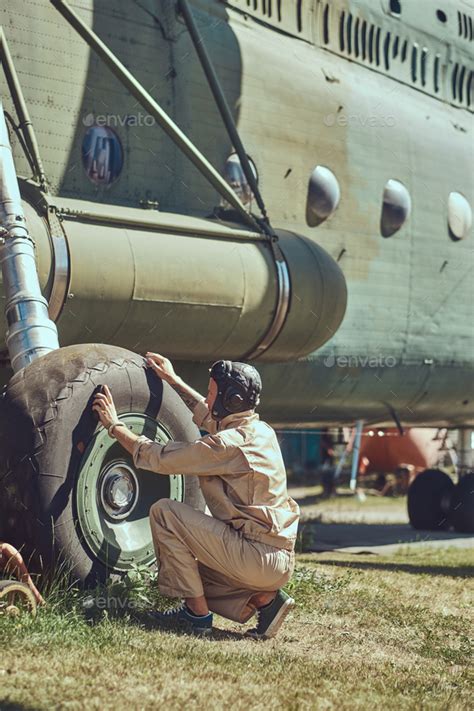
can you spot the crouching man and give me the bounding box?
[92,353,300,639]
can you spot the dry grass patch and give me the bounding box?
[0,546,472,710]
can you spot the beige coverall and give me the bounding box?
[132,400,300,623]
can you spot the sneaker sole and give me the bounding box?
[246,597,295,640]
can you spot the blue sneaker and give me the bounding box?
[245,589,295,640]
[136,603,213,637]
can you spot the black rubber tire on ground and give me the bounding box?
[0,344,205,584]
[407,468,454,531]
[450,472,474,533]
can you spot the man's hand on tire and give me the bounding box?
[92,384,119,429]
[145,352,204,413]
[145,352,177,384]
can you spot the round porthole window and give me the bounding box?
[380,179,411,237]
[448,192,472,241]
[221,153,258,210]
[82,126,123,187]
[306,166,341,227]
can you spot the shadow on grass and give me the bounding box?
[0,702,39,711]
[86,609,248,642]
[312,558,474,579]
[210,627,248,642]
[298,519,473,551]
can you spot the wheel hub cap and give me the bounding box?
[100,462,138,519]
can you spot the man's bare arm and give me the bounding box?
[145,352,205,413]
[110,423,141,455]
[168,376,204,412]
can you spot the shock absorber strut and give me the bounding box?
[0,100,59,372]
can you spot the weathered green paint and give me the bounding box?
[0,0,472,426]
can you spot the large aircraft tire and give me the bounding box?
[407,468,454,531]
[450,472,474,534]
[0,344,205,584]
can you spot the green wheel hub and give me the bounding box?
[76,414,183,571]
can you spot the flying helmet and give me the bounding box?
[208,360,262,420]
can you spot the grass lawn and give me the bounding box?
[0,546,472,710]
[289,484,409,524]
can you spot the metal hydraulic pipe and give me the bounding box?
[0,100,59,372]
[177,0,272,230]
[3,111,35,177]
[50,0,261,233]
[0,28,48,191]
[49,198,266,241]
[175,0,291,358]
